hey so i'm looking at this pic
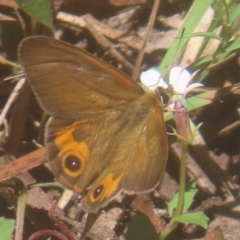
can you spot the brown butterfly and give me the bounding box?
[18,36,168,213]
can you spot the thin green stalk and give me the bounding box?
[15,189,28,240]
[160,221,178,240]
[160,141,188,240]
[173,141,188,217]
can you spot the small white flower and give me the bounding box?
[140,68,168,90]
[169,66,203,97]
[140,66,203,105]
[141,66,204,141]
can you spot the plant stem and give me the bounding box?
[159,141,188,240]
[173,141,188,217]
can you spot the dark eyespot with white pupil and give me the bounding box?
[64,155,81,172]
[93,184,104,199]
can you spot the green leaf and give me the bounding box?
[184,91,215,111]
[172,212,209,229]
[16,0,53,30]
[0,218,15,240]
[190,55,214,69]
[164,89,216,122]
[229,3,240,25]
[168,180,197,217]
[191,122,203,143]
[181,31,221,41]
[224,38,240,52]
[159,0,213,80]
[125,214,157,240]
[81,211,102,239]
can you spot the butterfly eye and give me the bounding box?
[93,184,104,199]
[64,155,81,172]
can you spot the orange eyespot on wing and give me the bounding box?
[82,172,124,213]
[49,124,91,192]
[60,142,89,177]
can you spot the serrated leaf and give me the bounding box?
[172,212,209,229]
[168,180,197,216]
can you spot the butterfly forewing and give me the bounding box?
[19,37,144,118]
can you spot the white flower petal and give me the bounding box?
[184,83,204,96]
[140,69,160,87]
[170,66,191,93]
[140,68,168,90]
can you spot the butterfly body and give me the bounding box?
[19,37,168,213]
